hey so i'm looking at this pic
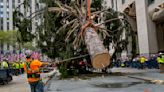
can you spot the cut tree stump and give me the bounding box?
[84,27,110,69]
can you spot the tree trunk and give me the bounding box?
[84,27,111,69]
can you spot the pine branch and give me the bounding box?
[48,7,69,12]
[57,19,78,34]
[95,18,123,27]
[65,23,79,42]
[74,4,83,18]
[96,26,110,36]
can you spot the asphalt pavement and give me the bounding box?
[0,74,30,92]
[46,68,164,92]
[0,68,57,92]
[0,68,163,92]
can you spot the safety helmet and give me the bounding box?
[3,58,8,61]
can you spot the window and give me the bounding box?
[148,0,155,6]
[13,45,15,49]
[0,18,3,30]
[18,0,20,3]
[7,44,9,50]
[0,44,3,54]
[0,44,3,49]
[12,0,15,8]
[35,22,38,26]
[13,25,15,30]
[7,22,9,30]
[0,14,2,18]
[0,25,2,30]
[12,0,15,3]
[122,0,125,4]
[0,11,3,14]
[6,12,9,18]
[35,3,39,13]
[0,5,3,8]
[6,0,9,8]
[111,0,114,8]
[0,25,3,30]
[13,45,16,53]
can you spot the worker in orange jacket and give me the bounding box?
[23,55,48,92]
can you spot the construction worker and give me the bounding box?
[15,62,20,75]
[24,54,48,92]
[1,59,9,69]
[157,54,164,64]
[139,56,146,69]
[20,62,24,74]
[12,62,17,75]
[18,62,22,74]
[162,54,164,62]
[121,62,125,67]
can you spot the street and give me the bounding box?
[0,68,163,92]
[0,74,30,92]
[0,0,164,92]
[0,69,56,92]
[46,68,164,92]
[47,77,164,92]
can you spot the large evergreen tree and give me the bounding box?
[13,0,37,47]
[15,0,136,66]
[39,0,134,67]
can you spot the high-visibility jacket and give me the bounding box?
[20,63,24,68]
[1,61,9,69]
[23,59,42,83]
[12,63,16,69]
[18,63,22,69]
[162,55,164,61]
[140,57,146,63]
[121,63,125,67]
[15,63,20,69]
[157,57,163,64]
[12,62,16,69]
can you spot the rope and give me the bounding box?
[80,0,94,35]
[56,54,89,63]
[87,0,91,21]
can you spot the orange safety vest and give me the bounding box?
[23,59,42,83]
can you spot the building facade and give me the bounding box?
[105,0,164,57]
[0,0,42,54]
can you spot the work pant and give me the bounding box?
[21,68,24,74]
[16,69,20,75]
[29,81,44,92]
[13,69,18,76]
[139,63,145,69]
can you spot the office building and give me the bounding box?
[105,0,164,57]
[0,0,42,54]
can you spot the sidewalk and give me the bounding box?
[46,68,164,92]
[111,67,160,74]
[111,68,164,84]
[0,68,57,92]
[0,74,30,92]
